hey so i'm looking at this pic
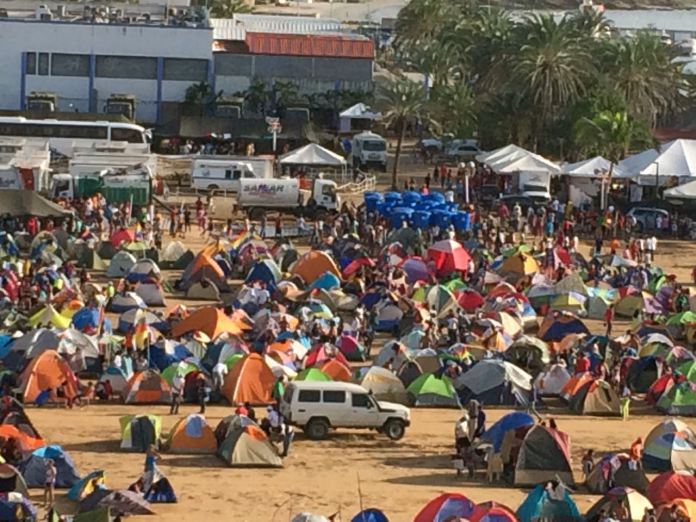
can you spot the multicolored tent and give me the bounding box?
[427,239,471,276]
[567,378,621,415]
[647,471,696,505]
[360,366,408,405]
[482,412,534,452]
[643,418,696,472]
[167,414,217,454]
[221,353,275,405]
[413,493,483,522]
[585,486,652,522]
[171,306,247,340]
[291,250,341,284]
[119,414,161,452]
[20,445,80,489]
[586,454,649,494]
[515,425,574,486]
[19,349,78,404]
[516,484,580,522]
[216,415,282,467]
[123,370,172,404]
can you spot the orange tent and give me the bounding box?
[320,358,352,382]
[0,425,45,452]
[180,252,227,291]
[560,372,594,401]
[221,353,275,405]
[171,307,247,340]
[291,250,341,284]
[167,414,217,454]
[19,350,78,403]
[657,499,696,521]
[124,370,172,404]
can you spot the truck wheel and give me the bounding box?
[383,419,406,441]
[249,207,265,221]
[304,418,330,440]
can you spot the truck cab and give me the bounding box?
[105,94,136,121]
[26,92,57,113]
[311,178,340,213]
[351,131,387,172]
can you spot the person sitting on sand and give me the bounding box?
[95,379,113,401]
[582,449,595,484]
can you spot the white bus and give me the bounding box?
[0,116,149,157]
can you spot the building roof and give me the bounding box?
[245,32,374,59]
[211,14,341,41]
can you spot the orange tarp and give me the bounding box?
[291,250,341,284]
[561,372,594,399]
[0,425,45,452]
[221,353,275,405]
[171,307,245,339]
[19,350,78,403]
[188,253,225,280]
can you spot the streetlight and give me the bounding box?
[652,161,660,199]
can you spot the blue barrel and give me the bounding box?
[402,191,422,206]
[412,210,432,229]
[390,207,414,229]
[447,203,459,212]
[384,192,402,205]
[452,211,470,232]
[376,201,392,217]
[431,210,452,228]
[416,201,434,212]
[424,192,445,204]
[364,192,382,213]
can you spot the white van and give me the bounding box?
[351,131,387,172]
[191,159,258,193]
[280,381,410,441]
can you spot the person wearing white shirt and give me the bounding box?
[212,362,228,390]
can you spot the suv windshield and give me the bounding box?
[362,141,386,152]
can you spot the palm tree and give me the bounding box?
[602,32,685,126]
[184,81,222,116]
[377,77,436,189]
[244,78,269,116]
[510,15,595,144]
[574,110,654,163]
[431,83,477,138]
[270,81,300,116]
[207,0,254,18]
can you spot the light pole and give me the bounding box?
[653,161,660,199]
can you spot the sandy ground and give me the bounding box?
[24,224,696,521]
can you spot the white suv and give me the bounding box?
[280,381,411,441]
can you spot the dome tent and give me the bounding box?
[216,415,282,468]
[19,445,80,488]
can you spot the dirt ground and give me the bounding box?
[25,225,696,521]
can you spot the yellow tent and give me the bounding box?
[501,253,539,276]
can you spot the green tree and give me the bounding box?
[184,81,222,115]
[602,31,685,125]
[244,78,269,116]
[574,110,654,163]
[377,77,436,188]
[431,83,477,138]
[270,81,300,116]
[207,0,254,18]
[509,15,596,144]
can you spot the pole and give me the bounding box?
[272,128,277,154]
[465,173,470,204]
[655,161,660,199]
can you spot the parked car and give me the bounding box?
[497,191,551,211]
[280,381,411,441]
[478,184,502,207]
[445,141,483,163]
[626,207,670,231]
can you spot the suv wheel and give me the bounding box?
[383,419,406,441]
[305,418,330,440]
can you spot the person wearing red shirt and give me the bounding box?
[575,352,590,374]
[604,305,615,336]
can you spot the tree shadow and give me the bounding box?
[60,439,121,453]
[162,455,222,469]
[382,454,451,469]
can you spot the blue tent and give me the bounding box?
[71,308,100,332]
[516,484,581,522]
[19,445,80,488]
[309,271,341,291]
[351,508,389,522]
[147,344,192,372]
[68,470,106,501]
[540,316,590,342]
[245,260,281,288]
[143,476,177,503]
[481,412,535,452]
[0,335,13,360]
[0,496,37,521]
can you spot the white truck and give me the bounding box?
[191,157,273,193]
[351,131,387,172]
[236,177,339,220]
[280,381,411,441]
[51,164,153,206]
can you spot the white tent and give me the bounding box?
[338,103,381,132]
[664,178,696,199]
[619,139,696,186]
[496,154,561,174]
[476,144,531,164]
[562,156,628,178]
[279,143,347,167]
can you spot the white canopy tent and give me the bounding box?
[664,179,696,199]
[338,103,381,133]
[476,144,531,164]
[496,154,561,174]
[562,156,628,178]
[618,139,696,186]
[279,143,348,180]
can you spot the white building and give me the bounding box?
[0,18,213,123]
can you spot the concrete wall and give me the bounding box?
[0,19,212,122]
[214,53,373,95]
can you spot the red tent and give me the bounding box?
[647,471,696,505]
[110,228,135,248]
[457,289,485,312]
[414,493,484,522]
[427,240,471,276]
[305,344,350,368]
[342,258,375,277]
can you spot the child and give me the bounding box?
[581,449,595,483]
[44,459,56,507]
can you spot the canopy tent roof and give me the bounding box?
[279,143,347,167]
[496,154,561,174]
[562,156,628,178]
[0,190,72,217]
[476,144,531,164]
[339,103,381,120]
[665,178,696,199]
[619,139,696,185]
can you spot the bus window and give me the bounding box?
[232,170,242,180]
[110,127,144,143]
[224,170,232,180]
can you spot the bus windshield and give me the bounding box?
[362,140,386,152]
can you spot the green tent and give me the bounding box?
[676,360,696,383]
[667,311,696,326]
[407,373,459,407]
[296,368,332,382]
[74,508,111,522]
[426,285,459,319]
[161,362,199,385]
[657,381,696,416]
[444,278,467,292]
[224,354,244,370]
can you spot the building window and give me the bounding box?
[51,54,89,77]
[163,58,207,81]
[38,53,49,76]
[96,55,157,80]
[26,53,36,75]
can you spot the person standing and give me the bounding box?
[196,375,207,414]
[604,304,615,337]
[44,459,56,507]
[170,374,184,415]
